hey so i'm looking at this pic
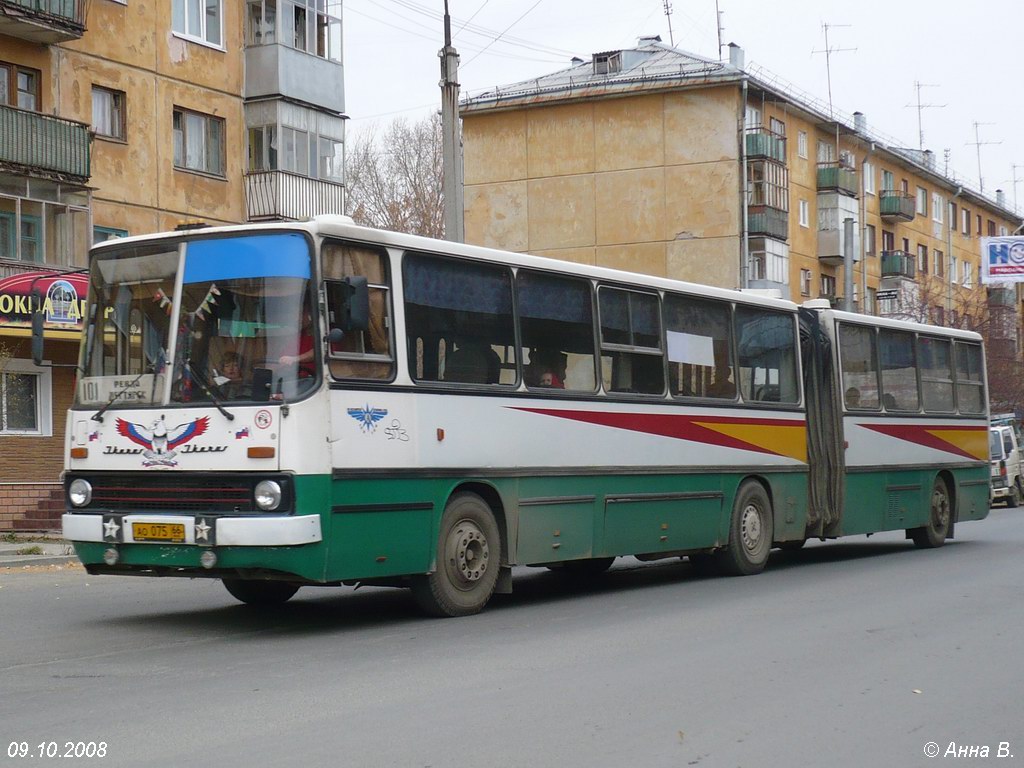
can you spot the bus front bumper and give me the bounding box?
[62,513,322,547]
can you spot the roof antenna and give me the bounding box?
[904,81,945,150]
[662,0,675,47]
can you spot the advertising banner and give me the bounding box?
[0,271,88,334]
[981,236,1024,283]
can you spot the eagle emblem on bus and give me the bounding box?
[116,415,210,466]
[347,405,388,433]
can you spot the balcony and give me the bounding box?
[880,250,915,280]
[879,190,915,222]
[988,285,1017,308]
[0,105,91,182]
[747,205,788,240]
[816,162,858,197]
[0,0,85,44]
[745,128,786,164]
[245,170,345,221]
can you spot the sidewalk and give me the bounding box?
[0,535,79,568]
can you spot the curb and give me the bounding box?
[0,555,80,568]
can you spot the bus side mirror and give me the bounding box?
[327,277,369,332]
[31,293,45,366]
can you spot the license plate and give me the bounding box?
[132,522,186,543]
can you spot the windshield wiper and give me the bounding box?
[185,360,235,421]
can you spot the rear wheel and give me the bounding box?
[910,476,951,548]
[223,579,299,606]
[1008,480,1022,508]
[717,481,773,576]
[412,493,501,617]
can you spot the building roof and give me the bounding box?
[461,37,740,112]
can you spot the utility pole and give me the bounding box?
[967,121,1000,195]
[440,0,464,243]
[904,81,944,150]
[662,0,675,47]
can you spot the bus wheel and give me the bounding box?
[412,493,501,617]
[717,481,773,576]
[1008,481,1021,508]
[910,477,951,548]
[223,579,299,606]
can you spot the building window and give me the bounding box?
[281,126,309,175]
[747,161,789,210]
[748,238,788,284]
[950,256,958,284]
[797,131,807,159]
[976,214,982,236]
[917,244,928,274]
[863,162,875,194]
[817,140,835,163]
[882,230,895,252]
[865,224,876,256]
[936,250,945,279]
[881,169,894,191]
[820,274,837,299]
[769,117,786,136]
[1000,225,1008,237]
[93,226,128,244]
[800,268,812,296]
[172,107,225,176]
[963,262,973,288]
[988,220,996,236]
[961,208,970,235]
[0,63,41,111]
[91,86,126,140]
[932,193,943,223]
[744,106,761,130]
[916,187,928,216]
[0,213,41,262]
[172,0,223,47]
[283,0,342,61]
[246,0,277,45]
[799,199,809,227]
[0,360,52,436]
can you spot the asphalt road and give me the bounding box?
[2,507,1023,768]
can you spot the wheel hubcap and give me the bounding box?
[932,488,950,529]
[445,519,489,588]
[740,504,763,551]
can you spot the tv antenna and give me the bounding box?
[967,122,1000,194]
[1007,164,1023,211]
[715,1,724,60]
[662,0,675,47]
[904,81,945,150]
[812,22,856,119]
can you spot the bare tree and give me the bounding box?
[345,113,445,238]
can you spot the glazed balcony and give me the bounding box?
[880,250,915,280]
[816,162,858,197]
[879,190,915,222]
[0,0,85,44]
[0,104,91,181]
[745,128,787,164]
[245,169,345,221]
[747,205,789,240]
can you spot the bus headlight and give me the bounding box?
[69,479,93,507]
[254,480,282,511]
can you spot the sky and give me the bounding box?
[343,0,1022,215]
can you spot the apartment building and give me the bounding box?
[0,0,346,530]
[460,37,1021,335]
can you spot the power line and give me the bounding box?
[463,0,546,68]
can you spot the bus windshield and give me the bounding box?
[76,232,316,408]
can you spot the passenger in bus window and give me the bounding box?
[882,393,897,410]
[538,370,563,388]
[845,387,861,408]
[217,351,251,399]
[707,360,736,398]
[279,305,316,377]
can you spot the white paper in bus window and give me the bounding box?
[666,331,714,366]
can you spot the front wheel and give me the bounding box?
[411,493,501,617]
[223,578,299,606]
[910,477,951,548]
[717,481,773,576]
[1008,480,1022,508]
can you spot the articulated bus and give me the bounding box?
[40,217,991,616]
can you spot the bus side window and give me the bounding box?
[918,336,954,413]
[838,323,880,410]
[598,287,664,395]
[663,294,734,400]
[322,241,394,380]
[403,252,516,386]
[518,271,597,392]
[734,307,799,404]
[879,329,920,412]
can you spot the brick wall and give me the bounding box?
[0,337,77,530]
[0,483,63,531]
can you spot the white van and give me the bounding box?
[990,425,1022,507]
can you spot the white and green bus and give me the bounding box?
[41,216,991,616]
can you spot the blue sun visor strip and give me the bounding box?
[182,234,312,284]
